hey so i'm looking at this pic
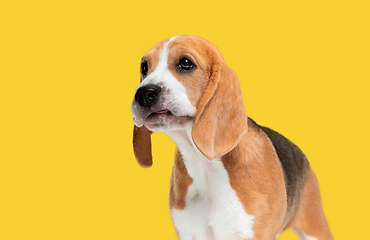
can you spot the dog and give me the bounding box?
[131,35,333,240]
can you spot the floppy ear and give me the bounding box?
[133,125,153,167]
[192,61,248,160]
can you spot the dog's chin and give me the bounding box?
[143,110,193,132]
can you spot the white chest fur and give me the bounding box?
[166,127,255,240]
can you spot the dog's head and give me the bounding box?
[132,36,248,167]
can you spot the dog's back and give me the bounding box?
[248,118,333,239]
[248,118,310,228]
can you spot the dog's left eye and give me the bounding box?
[178,58,194,70]
[141,61,149,76]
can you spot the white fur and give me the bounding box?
[292,227,318,240]
[166,126,255,240]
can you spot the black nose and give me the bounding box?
[135,84,161,107]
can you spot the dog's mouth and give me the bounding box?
[143,109,192,130]
[155,109,170,114]
[145,109,174,122]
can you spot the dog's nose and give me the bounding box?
[135,84,161,107]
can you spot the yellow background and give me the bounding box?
[1,0,369,239]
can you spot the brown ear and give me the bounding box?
[192,61,248,160]
[133,125,153,167]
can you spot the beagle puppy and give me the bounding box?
[131,36,333,240]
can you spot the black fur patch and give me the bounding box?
[248,118,309,220]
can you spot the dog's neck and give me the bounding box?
[165,123,228,194]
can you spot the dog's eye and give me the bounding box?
[178,58,194,70]
[141,61,149,76]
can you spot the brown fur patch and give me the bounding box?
[191,60,248,160]
[133,126,152,167]
[169,149,193,210]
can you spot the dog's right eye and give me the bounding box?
[141,61,149,76]
[178,58,194,71]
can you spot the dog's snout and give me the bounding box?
[135,84,161,107]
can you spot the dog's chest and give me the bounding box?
[170,150,255,240]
